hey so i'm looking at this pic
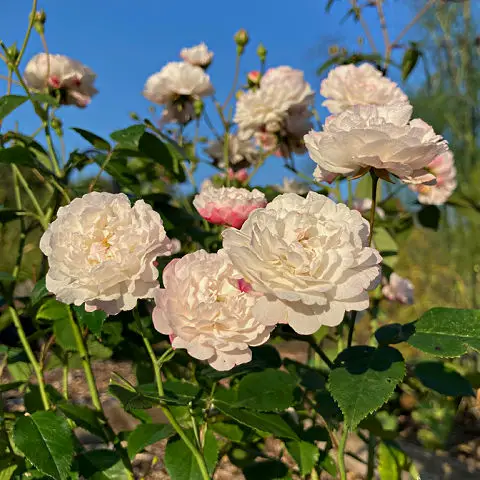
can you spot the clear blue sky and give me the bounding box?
[0,0,422,189]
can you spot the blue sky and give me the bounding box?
[0,0,424,189]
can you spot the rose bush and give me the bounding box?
[0,3,478,480]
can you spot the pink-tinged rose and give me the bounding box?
[153,250,273,371]
[382,273,414,305]
[247,70,261,84]
[193,183,267,229]
[222,192,382,335]
[409,150,457,205]
[227,168,249,183]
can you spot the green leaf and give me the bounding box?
[0,458,18,480]
[215,401,299,440]
[236,369,296,411]
[243,460,289,480]
[36,299,68,321]
[285,440,319,476]
[0,381,24,393]
[328,346,405,430]
[372,227,398,268]
[378,441,418,479]
[0,209,23,224]
[0,95,27,120]
[71,128,111,151]
[0,272,15,282]
[30,278,49,306]
[93,154,140,194]
[417,205,440,230]
[375,323,415,346]
[0,146,42,169]
[401,43,420,81]
[31,93,60,107]
[110,125,146,148]
[72,305,106,336]
[14,411,74,480]
[127,423,174,459]
[165,430,218,480]
[77,450,130,480]
[7,348,32,382]
[415,362,474,397]
[57,402,107,440]
[209,423,244,442]
[407,308,480,357]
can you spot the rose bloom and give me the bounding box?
[222,192,382,335]
[276,177,309,195]
[352,198,385,219]
[152,250,273,371]
[144,62,213,124]
[409,150,457,205]
[304,104,448,185]
[24,53,98,108]
[193,182,267,229]
[382,273,414,305]
[320,63,409,114]
[180,42,214,67]
[40,192,173,316]
[234,65,314,141]
[205,134,260,170]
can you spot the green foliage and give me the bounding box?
[71,128,111,151]
[285,440,319,477]
[407,307,480,357]
[0,95,28,120]
[72,305,106,336]
[328,346,405,430]
[165,430,218,480]
[127,423,174,459]
[14,411,74,480]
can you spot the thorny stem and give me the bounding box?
[337,426,349,480]
[368,171,379,246]
[133,309,210,480]
[9,307,50,410]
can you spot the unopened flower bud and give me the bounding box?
[129,112,140,121]
[33,10,46,34]
[247,70,261,86]
[194,98,204,117]
[6,44,19,66]
[51,117,63,135]
[256,43,267,63]
[328,45,339,56]
[234,29,249,55]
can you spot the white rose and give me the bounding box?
[275,177,309,195]
[320,63,409,114]
[304,104,448,185]
[205,134,260,169]
[409,150,457,205]
[222,192,382,335]
[40,192,172,316]
[152,250,273,371]
[180,42,214,67]
[24,53,98,108]
[382,273,414,305]
[143,62,214,105]
[193,183,267,229]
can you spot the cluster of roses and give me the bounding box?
[28,46,455,370]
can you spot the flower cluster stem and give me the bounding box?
[9,307,50,410]
[133,309,210,480]
[337,426,349,480]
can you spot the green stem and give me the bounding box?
[337,427,348,480]
[44,122,62,177]
[347,312,357,348]
[10,166,27,290]
[368,171,380,247]
[222,53,241,110]
[347,178,353,207]
[366,433,375,480]
[67,308,134,477]
[9,307,50,410]
[223,132,230,186]
[133,309,210,480]
[62,357,69,400]
[17,0,38,66]
[12,165,48,229]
